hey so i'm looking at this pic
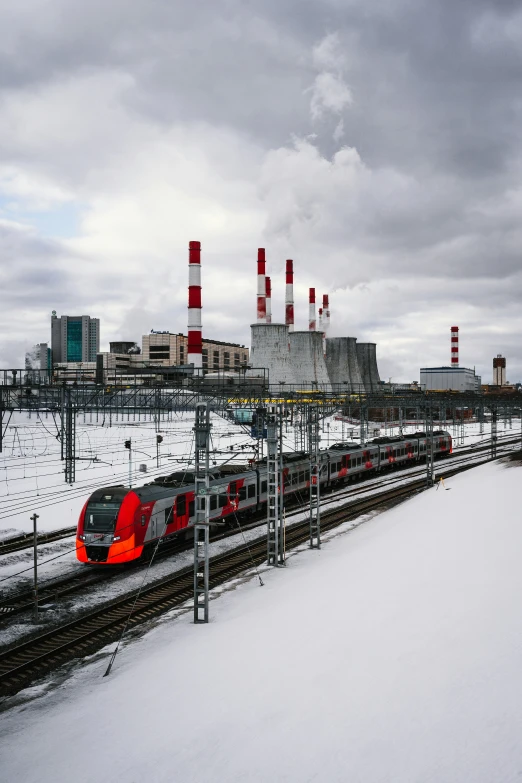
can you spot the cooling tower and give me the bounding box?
[325,337,364,393]
[249,323,297,386]
[289,331,332,391]
[356,343,381,393]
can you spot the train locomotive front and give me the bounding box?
[76,486,142,565]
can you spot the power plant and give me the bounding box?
[248,248,380,390]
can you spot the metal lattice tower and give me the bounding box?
[61,389,76,485]
[267,405,284,566]
[491,406,497,459]
[426,406,435,487]
[359,404,368,445]
[308,405,321,549]
[194,402,212,623]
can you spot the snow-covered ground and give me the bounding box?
[1,456,521,782]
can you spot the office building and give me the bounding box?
[51,311,100,364]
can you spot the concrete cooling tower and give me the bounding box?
[249,323,297,386]
[325,337,364,392]
[356,343,381,393]
[289,331,331,391]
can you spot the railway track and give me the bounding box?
[0,450,512,697]
[1,429,518,558]
[0,436,519,620]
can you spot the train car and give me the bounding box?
[76,430,452,565]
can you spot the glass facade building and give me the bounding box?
[51,312,100,364]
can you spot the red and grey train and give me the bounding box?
[76,430,452,565]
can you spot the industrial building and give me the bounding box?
[142,331,249,372]
[51,311,100,364]
[249,251,380,391]
[493,355,507,386]
[420,326,481,391]
[420,367,481,392]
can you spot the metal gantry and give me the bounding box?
[308,404,321,549]
[193,402,212,623]
[491,406,498,459]
[266,405,284,566]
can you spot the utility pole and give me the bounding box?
[194,402,211,623]
[309,405,321,548]
[31,513,39,619]
[266,404,284,566]
[125,439,132,487]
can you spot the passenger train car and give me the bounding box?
[76,430,452,565]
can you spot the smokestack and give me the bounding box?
[318,307,323,331]
[451,326,459,367]
[265,276,272,324]
[309,288,316,331]
[188,241,203,369]
[257,248,267,324]
[323,294,330,333]
[285,259,294,332]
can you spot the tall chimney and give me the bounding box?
[318,307,323,331]
[257,248,267,324]
[285,260,294,332]
[451,326,459,367]
[309,288,316,331]
[265,276,272,324]
[188,241,203,369]
[323,294,330,333]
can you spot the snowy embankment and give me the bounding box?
[1,457,522,782]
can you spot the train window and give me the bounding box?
[299,471,305,483]
[261,480,267,494]
[229,481,237,496]
[284,474,291,488]
[305,471,310,482]
[164,508,172,526]
[176,495,186,517]
[210,494,218,511]
[219,494,228,508]
[189,500,195,518]
[248,484,256,499]
[291,473,298,485]
[239,486,247,501]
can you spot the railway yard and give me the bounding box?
[0,410,521,698]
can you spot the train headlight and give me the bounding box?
[79,535,86,541]
[113,536,121,541]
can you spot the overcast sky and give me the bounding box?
[1,0,522,382]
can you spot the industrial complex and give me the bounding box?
[23,242,515,390]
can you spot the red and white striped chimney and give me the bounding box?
[323,294,330,333]
[318,307,323,331]
[451,326,459,367]
[265,276,272,324]
[285,259,294,332]
[188,240,203,369]
[257,248,266,324]
[309,288,316,331]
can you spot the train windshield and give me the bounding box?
[85,501,121,532]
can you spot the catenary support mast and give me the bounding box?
[194,402,212,623]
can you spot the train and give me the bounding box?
[76,430,452,565]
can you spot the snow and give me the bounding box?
[1,458,522,782]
